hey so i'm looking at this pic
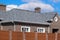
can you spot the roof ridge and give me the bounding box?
[10,8,34,13]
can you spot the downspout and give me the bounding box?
[48,26,50,33]
[12,21,16,31]
[13,22,16,31]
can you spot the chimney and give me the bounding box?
[0,4,6,11]
[35,7,41,13]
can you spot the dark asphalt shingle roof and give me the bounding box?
[0,9,56,25]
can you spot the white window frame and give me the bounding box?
[37,27,45,33]
[21,26,30,32]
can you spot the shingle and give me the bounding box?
[0,9,56,25]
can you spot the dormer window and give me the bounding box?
[47,20,52,23]
[47,19,53,23]
[0,19,2,21]
[0,18,3,21]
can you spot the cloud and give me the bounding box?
[19,2,54,12]
[6,2,54,12]
[6,5,18,11]
[50,0,60,3]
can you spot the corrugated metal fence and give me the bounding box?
[0,30,60,40]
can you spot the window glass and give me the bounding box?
[37,27,45,33]
[21,26,30,32]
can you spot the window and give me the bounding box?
[52,29,59,33]
[21,26,30,32]
[37,27,45,33]
[54,17,58,22]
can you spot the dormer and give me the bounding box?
[0,18,3,21]
[47,19,53,23]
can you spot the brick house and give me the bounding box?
[0,4,60,33]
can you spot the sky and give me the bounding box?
[0,0,60,15]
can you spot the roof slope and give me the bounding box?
[0,9,56,25]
